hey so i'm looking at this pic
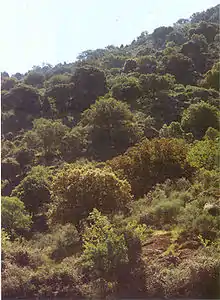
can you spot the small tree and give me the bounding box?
[11,166,52,215]
[2,196,32,236]
[181,101,219,139]
[33,118,69,155]
[48,165,132,228]
[187,140,219,170]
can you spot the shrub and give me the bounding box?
[187,139,219,170]
[2,196,32,237]
[181,101,219,139]
[48,164,133,228]
[108,138,192,197]
[162,255,220,298]
[11,166,52,215]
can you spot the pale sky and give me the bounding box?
[1,0,219,75]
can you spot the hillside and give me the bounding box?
[1,4,220,299]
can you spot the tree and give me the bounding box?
[204,127,220,141]
[1,77,17,91]
[24,71,45,87]
[2,196,32,236]
[2,84,41,116]
[60,126,88,162]
[162,53,195,85]
[48,164,132,228]
[187,139,219,170]
[159,122,184,138]
[32,118,69,155]
[80,209,129,281]
[44,83,75,115]
[123,59,137,73]
[1,157,20,181]
[108,138,192,197]
[44,73,71,88]
[111,76,141,105]
[139,73,175,95]
[72,67,107,112]
[181,101,219,139]
[151,26,173,47]
[11,166,52,215]
[80,97,142,160]
[136,55,157,74]
[202,62,220,91]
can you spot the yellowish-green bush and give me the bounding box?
[48,164,133,227]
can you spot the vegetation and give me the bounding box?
[1,4,220,299]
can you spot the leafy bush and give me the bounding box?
[48,164,133,227]
[187,139,219,170]
[181,101,219,139]
[162,255,220,298]
[2,196,32,237]
[108,138,192,197]
[11,166,52,215]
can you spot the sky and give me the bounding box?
[1,0,219,75]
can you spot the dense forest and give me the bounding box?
[1,4,220,299]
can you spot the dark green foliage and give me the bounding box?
[2,84,41,115]
[111,75,141,105]
[72,66,107,111]
[1,77,18,91]
[181,101,219,139]
[24,71,45,87]
[11,166,52,215]
[108,138,192,197]
[202,61,220,91]
[80,97,142,160]
[162,53,195,85]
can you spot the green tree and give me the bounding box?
[181,101,219,139]
[48,164,132,228]
[1,77,18,91]
[111,76,141,105]
[187,139,219,170]
[72,66,107,112]
[136,55,157,74]
[24,71,45,87]
[1,157,20,181]
[162,53,195,85]
[108,138,191,197]
[44,73,71,88]
[159,122,184,138]
[202,62,220,91]
[80,209,146,287]
[32,118,69,155]
[139,73,175,95]
[2,196,32,236]
[204,127,220,141]
[123,59,137,73]
[80,97,142,160]
[11,166,52,215]
[2,84,41,116]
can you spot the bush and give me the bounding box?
[181,101,219,139]
[108,138,192,197]
[187,139,219,170]
[79,209,146,295]
[177,200,220,240]
[162,255,220,298]
[11,166,52,215]
[48,164,133,227]
[2,196,32,237]
[80,97,142,160]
